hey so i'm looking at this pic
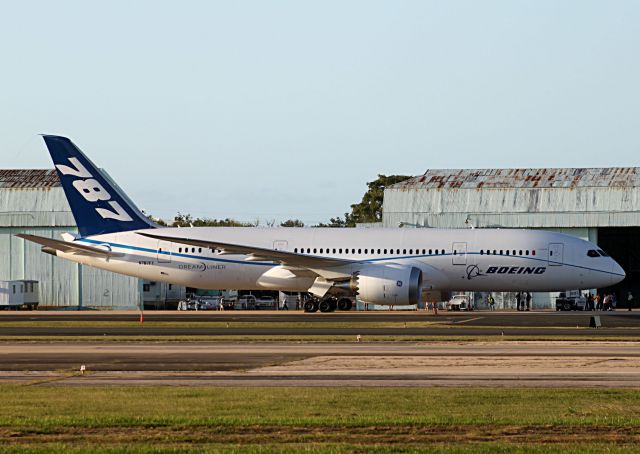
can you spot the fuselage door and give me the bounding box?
[548,243,564,266]
[452,242,467,265]
[157,240,172,263]
[273,240,288,251]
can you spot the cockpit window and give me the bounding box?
[587,250,601,258]
[597,249,610,257]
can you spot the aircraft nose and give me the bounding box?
[611,260,626,284]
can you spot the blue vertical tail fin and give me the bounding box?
[42,135,157,237]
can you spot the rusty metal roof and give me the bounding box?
[390,167,640,190]
[0,170,60,189]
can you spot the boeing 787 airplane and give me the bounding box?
[18,136,625,312]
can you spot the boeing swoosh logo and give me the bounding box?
[465,265,484,280]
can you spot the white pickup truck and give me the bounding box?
[555,291,587,311]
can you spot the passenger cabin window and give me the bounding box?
[587,250,601,258]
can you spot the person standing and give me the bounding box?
[628,291,634,311]
[525,292,532,311]
[488,294,495,311]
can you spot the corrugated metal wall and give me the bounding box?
[0,184,141,309]
[383,187,640,229]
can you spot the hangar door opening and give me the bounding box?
[598,228,638,306]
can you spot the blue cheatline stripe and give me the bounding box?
[77,238,623,277]
[79,238,276,266]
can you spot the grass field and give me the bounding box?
[1,387,640,452]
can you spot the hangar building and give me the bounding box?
[0,169,143,309]
[382,167,639,309]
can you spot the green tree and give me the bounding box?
[315,175,410,227]
[314,216,348,228]
[171,213,256,227]
[280,219,305,227]
[347,174,411,225]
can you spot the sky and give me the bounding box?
[1,1,639,225]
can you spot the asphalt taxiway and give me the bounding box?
[4,310,640,326]
[2,311,639,388]
[1,310,639,337]
[1,342,639,388]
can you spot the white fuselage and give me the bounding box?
[56,227,624,293]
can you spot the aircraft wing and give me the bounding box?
[137,232,356,269]
[16,234,123,258]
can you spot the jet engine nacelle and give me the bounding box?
[357,263,422,306]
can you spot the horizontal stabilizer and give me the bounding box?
[16,234,123,258]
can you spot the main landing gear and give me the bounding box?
[303,297,353,313]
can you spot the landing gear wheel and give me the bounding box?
[563,302,571,311]
[337,298,353,311]
[319,299,334,313]
[304,300,318,313]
